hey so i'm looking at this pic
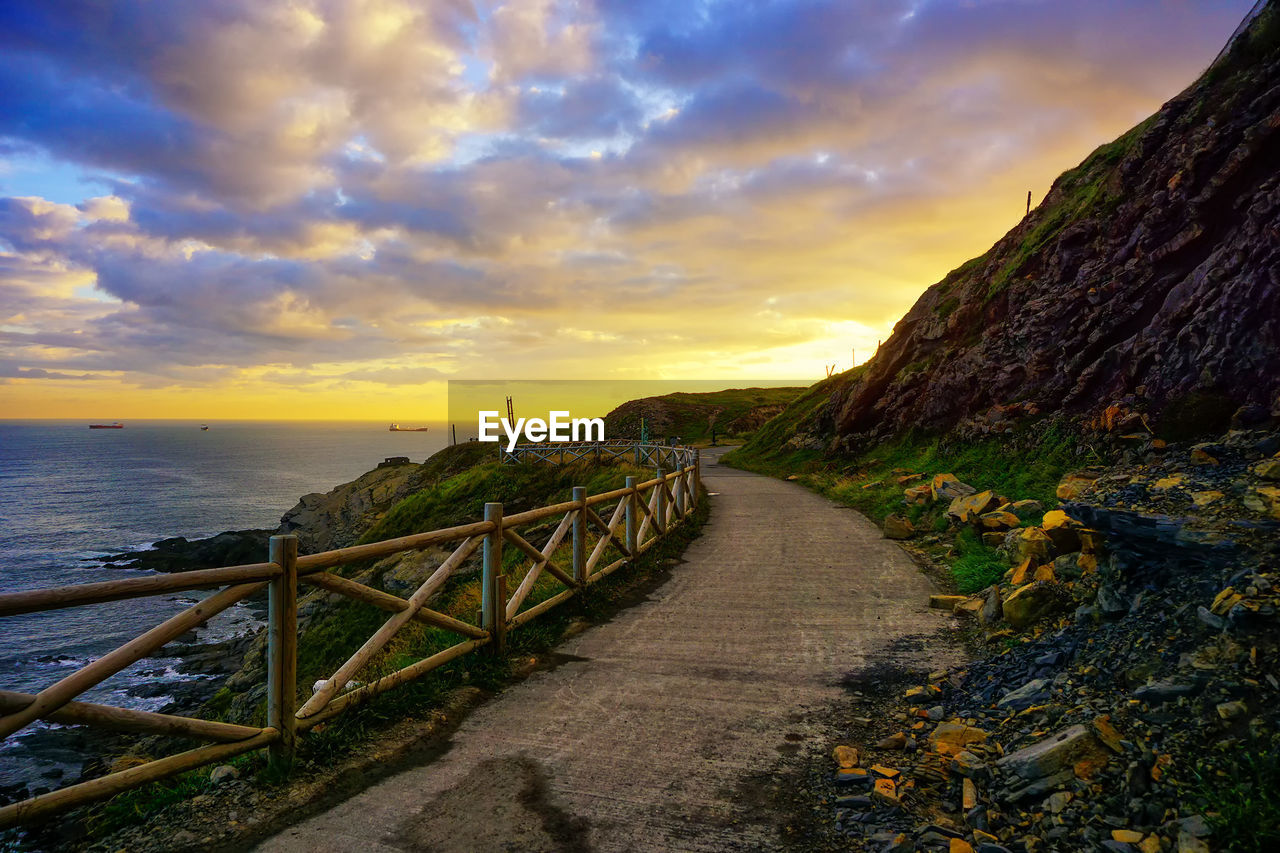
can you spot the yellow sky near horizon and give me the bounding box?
[0,0,1254,420]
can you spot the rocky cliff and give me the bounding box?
[275,459,431,554]
[825,5,1280,447]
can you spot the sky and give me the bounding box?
[0,0,1254,421]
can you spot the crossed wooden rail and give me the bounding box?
[0,446,702,830]
[500,440,698,470]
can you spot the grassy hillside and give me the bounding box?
[200,446,664,733]
[603,386,805,443]
[720,371,862,472]
[726,395,1097,595]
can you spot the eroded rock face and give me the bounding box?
[822,31,1280,446]
[276,461,429,553]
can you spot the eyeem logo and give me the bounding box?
[478,410,605,451]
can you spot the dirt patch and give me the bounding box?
[388,756,592,853]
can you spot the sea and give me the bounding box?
[0,420,446,791]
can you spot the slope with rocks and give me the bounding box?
[722,8,1280,851]
[798,427,1280,852]
[776,5,1280,453]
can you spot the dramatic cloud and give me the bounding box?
[0,0,1254,419]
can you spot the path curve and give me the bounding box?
[259,450,959,852]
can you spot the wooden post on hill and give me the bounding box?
[624,477,638,554]
[572,487,587,585]
[675,462,687,516]
[655,468,667,531]
[693,450,702,499]
[267,534,298,768]
[482,503,505,656]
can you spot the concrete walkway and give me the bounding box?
[259,450,958,852]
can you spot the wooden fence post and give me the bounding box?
[572,486,587,584]
[656,470,667,532]
[624,476,638,555]
[267,534,298,768]
[694,449,702,500]
[482,503,505,656]
[675,462,687,517]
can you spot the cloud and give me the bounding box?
[516,74,644,140]
[0,0,1256,414]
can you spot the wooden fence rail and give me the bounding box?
[0,442,701,830]
[500,440,698,472]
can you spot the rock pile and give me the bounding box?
[833,430,1280,851]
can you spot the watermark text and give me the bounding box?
[478,410,605,451]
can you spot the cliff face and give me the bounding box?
[275,443,496,553]
[830,6,1280,446]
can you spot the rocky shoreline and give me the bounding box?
[1,455,436,812]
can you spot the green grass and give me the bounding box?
[728,408,1096,593]
[1193,741,1280,851]
[734,417,1088,508]
[603,386,806,443]
[982,117,1151,301]
[86,750,262,836]
[280,456,655,713]
[950,528,1006,594]
[719,372,863,476]
[361,458,606,543]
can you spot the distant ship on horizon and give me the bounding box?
[89,422,123,429]
[200,424,210,431]
[388,423,429,432]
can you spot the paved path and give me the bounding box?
[259,450,958,852]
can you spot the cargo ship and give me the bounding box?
[89,422,124,429]
[389,424,429,432]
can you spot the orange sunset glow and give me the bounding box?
[0,0,1254,420]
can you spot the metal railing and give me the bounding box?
[0,451,702,829]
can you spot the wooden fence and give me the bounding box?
[500,440,698,470]
[0,444,702,829]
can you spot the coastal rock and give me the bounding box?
[1252,455,1280,480]
[997,677,1051,711]
[277,460,428,553]
[1243,485,1280,520]
[979,586,1003,625]
[979,511,1020,531]
[374,546,461,596]
[949,490,996,524]
[930,721,988,755]
[883,514,916,540]
[799,12,1280,451]
[1009,527,1054,565]
[98,529,271,574]
[905,483,934,505]
[996,725,1105,782]
[1002,581,1058,629]
[931,474,977,502]
[209,765,239,785]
